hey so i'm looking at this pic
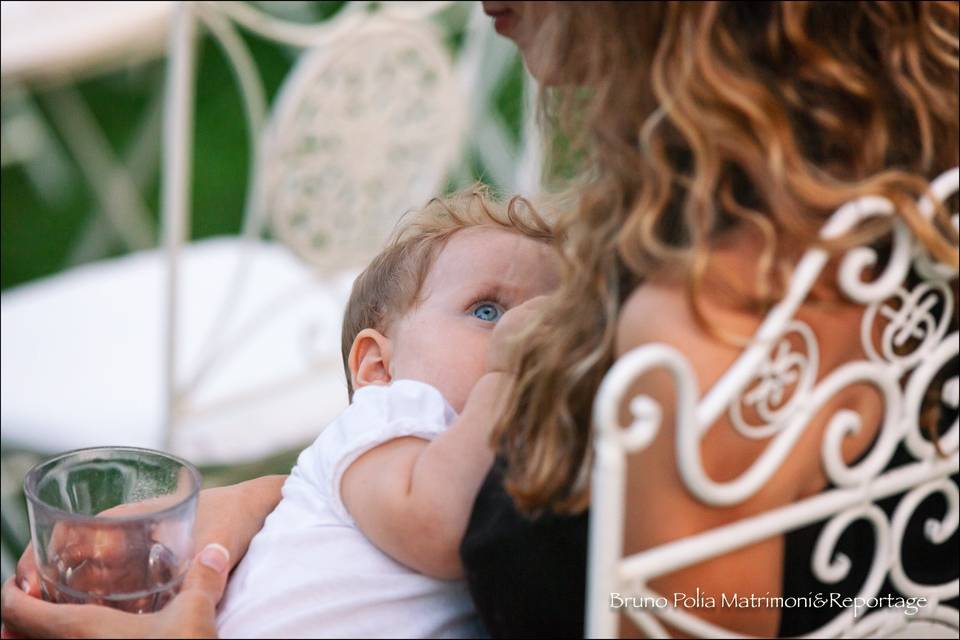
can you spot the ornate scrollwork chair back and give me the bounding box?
[587,168,959,639]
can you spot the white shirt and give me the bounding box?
[216,380,486,639]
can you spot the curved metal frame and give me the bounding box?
[587,168,960,638]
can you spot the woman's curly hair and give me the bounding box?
[493,1,960,515]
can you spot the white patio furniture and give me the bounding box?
[587,168,959,637]
[1,1,541,470]
[1,1,172,260]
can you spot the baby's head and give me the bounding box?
[341,187,557,411]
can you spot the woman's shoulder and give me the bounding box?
[616,239,863,377]
[616,275,758,391]
[618,228,769,353]
[615,256,870,501]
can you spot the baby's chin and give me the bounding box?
[426,380,472,414]
[386,376,469,414]
[439,389,468,414]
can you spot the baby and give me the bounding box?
[215,188,557,638]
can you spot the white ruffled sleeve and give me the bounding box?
[313,379,457,525]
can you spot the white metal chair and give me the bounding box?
[1,1,541,466]
[587,168,959,637]
[1,1,172,260]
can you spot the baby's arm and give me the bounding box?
[340,371,511,580]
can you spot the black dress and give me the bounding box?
[460,457,589,639]
[460,452,959,638]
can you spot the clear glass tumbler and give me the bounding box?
[24,446,200,613]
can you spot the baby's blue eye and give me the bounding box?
[471,302,503,322]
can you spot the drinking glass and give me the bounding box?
[24,446,200,613]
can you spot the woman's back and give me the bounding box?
[611,236,889,636]
[462,213,958,636]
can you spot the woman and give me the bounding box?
[4,1,958,637]
[464,2,959,638]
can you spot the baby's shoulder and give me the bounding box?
[300,379,456,484]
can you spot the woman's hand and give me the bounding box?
[1,543,230,639]
[485,295,552,374]
[13,476,286,601]
[4,475,286,638]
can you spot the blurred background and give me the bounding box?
[1,0,533,581]
[2,1,529,290]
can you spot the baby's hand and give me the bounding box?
[485,295,552,374]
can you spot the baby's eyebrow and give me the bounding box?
[468,281,527,304]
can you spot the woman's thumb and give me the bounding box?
[180,543,231,605]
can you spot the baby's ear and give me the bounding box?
[348,329,393,392]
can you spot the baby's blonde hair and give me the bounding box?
[340,185,554,400]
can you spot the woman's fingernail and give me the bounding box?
[198,543,230,573]
[19,580,29,593]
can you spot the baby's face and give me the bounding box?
[387,226,557,412]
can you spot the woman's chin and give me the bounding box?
[519,49,561,87]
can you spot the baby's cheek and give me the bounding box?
[458,337,493,397]
[429,335,486,411]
